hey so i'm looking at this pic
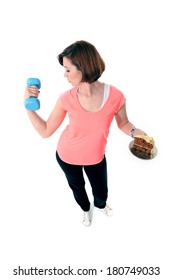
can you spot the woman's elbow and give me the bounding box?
[40,129,52,139]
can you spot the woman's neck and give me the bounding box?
[77,81,103,97]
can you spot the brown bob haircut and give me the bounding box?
[57,40,105,83]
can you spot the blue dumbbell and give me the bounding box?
[25,78,41,110]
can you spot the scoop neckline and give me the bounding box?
[75,84,110,113]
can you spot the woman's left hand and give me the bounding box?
[133,128,146,137]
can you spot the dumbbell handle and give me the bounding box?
[25,78,41,111]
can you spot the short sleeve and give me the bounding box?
[110,86,126,113]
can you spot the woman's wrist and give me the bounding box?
[130,128,136,138]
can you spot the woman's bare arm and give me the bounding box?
[24,86,67,138]
[115,103,146,137]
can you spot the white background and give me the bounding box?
[0,0,172,279]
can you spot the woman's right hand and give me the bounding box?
[24,86,40,103]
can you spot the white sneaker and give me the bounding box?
[83,211,91,226]
[105,204,113,216]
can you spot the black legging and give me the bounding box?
[56,152,108,211]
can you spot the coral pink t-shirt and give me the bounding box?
[57,84,126,165]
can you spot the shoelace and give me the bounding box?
[83,212,89,219]
[106,204,112,210]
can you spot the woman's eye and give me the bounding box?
[64,68,70,73]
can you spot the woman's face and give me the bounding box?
[63,57,82,86]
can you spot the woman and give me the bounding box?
[24,40,146,226]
